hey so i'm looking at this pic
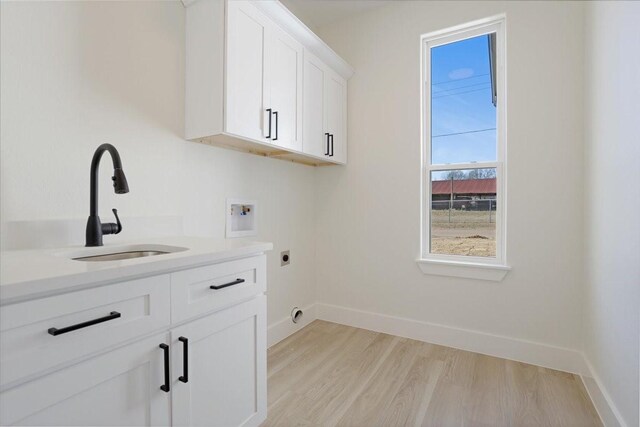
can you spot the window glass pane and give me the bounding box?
[430,168,496,257]
[431,34,497,165]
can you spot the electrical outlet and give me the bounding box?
[281,250,290,266]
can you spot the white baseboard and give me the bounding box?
[580,356,627,427]
[316,302,587,375]
[267,303,317,348]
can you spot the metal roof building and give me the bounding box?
[431,178,496,196]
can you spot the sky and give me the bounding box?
[430,34,496,170]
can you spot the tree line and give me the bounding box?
[441,168,496,180]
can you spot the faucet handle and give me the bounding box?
[101,208,122,236]
[111,208,122,234]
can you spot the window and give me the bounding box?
[419,17,508,278]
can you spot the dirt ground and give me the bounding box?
[431,210,496,257]
[431,235,496,257]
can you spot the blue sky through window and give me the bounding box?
[431,34,496,166]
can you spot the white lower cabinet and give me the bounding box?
[0,333,171,426]
[171,296,266,427]
[0,256,268,427]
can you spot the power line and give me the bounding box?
[432,128,496,138]
[432,81,491,94]
[431,73,490,86]
[432,86,491,99]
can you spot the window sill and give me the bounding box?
[416,258,511,281]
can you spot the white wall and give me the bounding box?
[583,2,640,426]
[314,1,586,355]
[0,1,317,333]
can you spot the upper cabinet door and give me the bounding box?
[303,52,328,158]
[226,1,271,142]
[326,71,347,164]
[267,25,303,151]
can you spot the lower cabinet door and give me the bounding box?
[0,333,171,426]
[171,296,266,427]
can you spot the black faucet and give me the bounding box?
[85,144,129,246]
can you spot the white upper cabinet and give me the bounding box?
[326,71,347,163]
[226,0,303,150]
[225,1,271,143]
[302,52,347,164]
[185,0,353,166]
[303,52,328,158]
[267,25,303,151]
[224,1,304,151]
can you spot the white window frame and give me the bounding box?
[418,15,510,281]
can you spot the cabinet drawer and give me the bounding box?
[171,255,266,323]
[0,275,170,387]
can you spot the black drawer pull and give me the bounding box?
[210,278,245,290]
[179,337,189,383]
[159,343,170,392]
[48,311,121,336]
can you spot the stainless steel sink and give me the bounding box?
[64,243,188,262]
[73,250,171,262]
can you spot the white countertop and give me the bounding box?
[0,236,273,303]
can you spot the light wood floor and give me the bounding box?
[264,320,601,427]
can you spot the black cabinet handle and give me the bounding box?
[325,133,330,155]
[329,134,334,157]
[159,343,170,392]
[266,108,272,139]
[48,311,121,336]
[273,111,278,141]
[178,337,189,383]
[210,278,245,290]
